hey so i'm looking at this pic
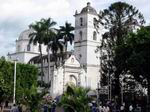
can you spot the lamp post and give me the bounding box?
[13,59,17,104]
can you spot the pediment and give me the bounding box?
[64,55,80,67]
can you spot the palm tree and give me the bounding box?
[29,21,46,85]
[40,18,56,86]
[59,85,91,112]
[59,22,74,52]
[41,18,63,93]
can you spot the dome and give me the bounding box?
[80,2,97,15]
[18,29,34,40]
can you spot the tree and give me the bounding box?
[115,26,150,110]
[41,18,63,93]
[0,57,39,109]
[59,85,91,112]
[40,18,56,86]
[96,1,145,99]
[0,57,13,102]
[59,22,74,52]
[29,20,46,84]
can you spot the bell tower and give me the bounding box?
[74,2,101,89]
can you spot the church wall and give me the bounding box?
[74,45,87,65]
[86,14,101,65]
[86,66,100,89]
[79,69,87,87]
[16,38,47,55]
[8,52,41,63]
[32,44,47,54]
[86,43,100,65]
[74,11,102,90]
[75,14,87,29]
[52,67,64,97]
[16,40,29,52]
[24,52,39,63]
[63,68,79,86]
[8,53,25,62]
[74,14,88,65]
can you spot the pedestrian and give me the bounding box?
[51,100,57,112]
[89,103,93,111]
[129,104,133,112]
[11,104,19,112]
[92,105,97,112]
[134,104,141,112]
[98,105,103,112]
[18,103,22,112]
[92,101,97,112]
[120,105,125,112]
[105,105,110,112]
[43,104,48,112]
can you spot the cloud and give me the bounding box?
[0,0,69,19]
[0,0,150,57]
[0,0,71,57]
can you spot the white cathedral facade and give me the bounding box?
[8,2,102,97]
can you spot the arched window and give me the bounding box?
[93,31,97,40]
[27,44,30,51]
[79,31,82,41]
[93,18,96,27]
[80,17,83,26]
[69,75,77,86]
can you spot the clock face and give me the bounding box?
[71,58,74,63]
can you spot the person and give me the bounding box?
[43,104,48,112]
[92,105,97,112]
[5,101,9,108]
[129,104,133,112]
[51,100,57,112]
[98,105,103,112]
[120,105,125,112]
[134,104,141,112]
[18,103,22,112]
[91,101,97,112]
[105,105,110,112]
[11,104,19,112]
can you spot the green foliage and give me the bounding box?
[29,19,48,83]
[115,26,150,104]
[59,22,74,52]
[0,57,39,106]
[41,18,63,68]
[0,57,13,101]
[96,1,145,98]
[115,26,150,81]
[97,1,145,45]
[59,85,91,112]
[29,18,64,84]
[15,63,38,103]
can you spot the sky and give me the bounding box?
[0,0,150,57]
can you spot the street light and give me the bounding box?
[13,59,17,104]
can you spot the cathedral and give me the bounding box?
[8,2,102,97]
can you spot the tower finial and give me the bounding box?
[87,2,91,6]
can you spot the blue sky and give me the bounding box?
[0,0,150,57]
